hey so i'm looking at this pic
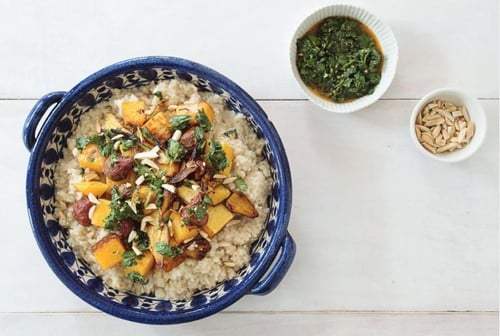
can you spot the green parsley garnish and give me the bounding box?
[223,129,238,139]
[194,126,206,151]
[196,109,212,131]
[155,242,182,259]
[167,139,188,162]
[206,140,228,171]
[153,91,163,100]
[127,271,148,285]
[296,17,382,102]
[104,187,142,231]
[187,202,208,221]
[169,115,192,131]
[121,250,138,268]
[234,176,248,191]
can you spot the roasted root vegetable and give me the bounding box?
[171,210,199,244]
[226,191,258,218]
[175,102,215,127]
[92,234,126,270]
[207,184,231,205]
[122,101,147,126]
[103,113,123,130]
[79,143,106,172]
[124,250,155,278]
[143,111,172,142]
[202,204,234,237]
[146,224,171,267]
[182,236,211,260]
[70,96,265,279]
[162,255,186,272]
[176,185,199,204]
[72,181,108,197]
[91,199,112,227]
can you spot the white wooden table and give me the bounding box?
[1,0,498,334]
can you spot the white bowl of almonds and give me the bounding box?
[410,88,486,162]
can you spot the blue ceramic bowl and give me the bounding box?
[23,56,295,324]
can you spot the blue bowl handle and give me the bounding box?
[249,231,296,296]
[23,91,66,152]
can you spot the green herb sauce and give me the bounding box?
[296,16,383,103]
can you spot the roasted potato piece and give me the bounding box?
[92,234,126,270]
[226,191,258,218]
[158,161,180,177]
[103,112,123,130]
[145,224,170,268]
[202,204,234,238]
[182,236,211,260]
[143,111,172,142]
[122,101,147,126]
[162,255,186,272]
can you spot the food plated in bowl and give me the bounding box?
[409,88,486,162]
[290,4,398,113]
[23,57,295,324]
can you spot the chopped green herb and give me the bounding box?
[153,91,163,100]
[296,17,382,102]
[167,139,188,162]
[194,126,206,151]
[203,195,213,205]
[134,231,150,251]
[169,115,192,131]
[206,140,228,171]
[104,187,142,232]
[87,157,95,162]
[155,242,182,259]
[76,137,90,150]
[223,129,238,139]
[234,176,248,191]
[196,109,212,131]
[121,250,138,268]
[127,271,148,285]
[187,202,208,221]
[120,138,136,151]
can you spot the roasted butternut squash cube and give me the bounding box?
[92,234,125,270]
[158,161,180,177]
[78,143,106,172]
[162,255,186,272]
[122,101,147,126]
[175,102,215,127]
[143,111,172,142]
[103,113,123,130]
[91,199,112,227]
[124,250,155,277]
[171,211,199,244]
[226,191,258,218]
[202,204,234,237]
[132,185,156,204]
[72,181,108,197]
[219,140,234,175]
[207,184,231,205]
[176,185,199,204]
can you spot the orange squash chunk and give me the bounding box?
[92,234,126,270]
